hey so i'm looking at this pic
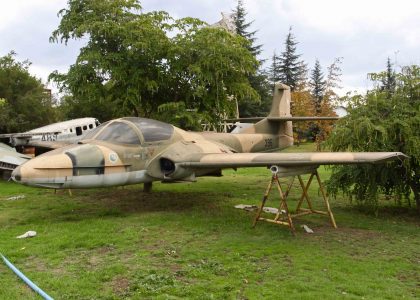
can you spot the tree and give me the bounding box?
[309,59,326,113]
[233,0,262,57]
[274,28,309,141]
[268,51,280,85]
[0,52,56,133]
[237,70,272,118]
[233,0,271,117]
[324,57,343,106]
[290,90,315,144]
[326,65,420,213]
[381,57,396,95]
[314,96,337,151]
[50,0,258,126]
[312,58,342,149]
[276,27,307,91]
[170,25,259,125]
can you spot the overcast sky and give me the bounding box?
[1,0,419,95]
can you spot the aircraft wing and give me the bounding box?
[0,131,68,149]
[25,140,74,150]
[0,131,60,138]
[0,145,31,171]
[178,152,406,169]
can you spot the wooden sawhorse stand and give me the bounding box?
[252,165,337,235]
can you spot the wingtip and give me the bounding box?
[396,152,409,160]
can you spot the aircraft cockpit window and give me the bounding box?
[83,121,109,140]
[122,117,174,142]
[95,121,140,145]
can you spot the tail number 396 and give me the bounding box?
[264,138,273,148]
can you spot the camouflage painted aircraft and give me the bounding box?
[11,83,405,190]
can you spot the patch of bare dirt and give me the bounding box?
[111,275,130,297]
[77,188,219,214]
[300,223,383,241]
[22,255,68,276]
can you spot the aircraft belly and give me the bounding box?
[62,170,151,188]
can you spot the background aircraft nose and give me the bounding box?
[11,165,21,182]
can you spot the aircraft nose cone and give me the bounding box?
[11,165,22,182]
[10,150,74,188]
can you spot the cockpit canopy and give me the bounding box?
[83,118,174,145]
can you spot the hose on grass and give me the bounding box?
[1,253,54,300]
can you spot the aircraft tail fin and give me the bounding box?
[241,82,293,137]
[268,82,292,118]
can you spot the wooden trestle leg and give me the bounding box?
[315,171,337,228]
[253,171,296,234]
[252,175,274,228]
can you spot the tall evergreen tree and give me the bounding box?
[276,27,307,91]
[313,57,343,147]
[381,57,396,95]
[233,0,271,117]
[268,51,280,85]
[233,0,262,57]
[310,59,326,113]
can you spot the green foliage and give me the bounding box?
[273,27,307,92]
[50,0,258,125]
[233,0,262,57]
[368,58,397,98]
[170,25,258,124]
[232,0,270,118]
[309,59,326,113]
[326,65,420,213]
[157,101,206,131]
[366,57,397,97]
[268,51,279,87]
[382,57,397,94]
[0,52,57,133]
[238,70,272,117]
[57,94,119,122]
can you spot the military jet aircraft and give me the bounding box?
[11,83,405,190]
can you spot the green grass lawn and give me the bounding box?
[0,144,419,299]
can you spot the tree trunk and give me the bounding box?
[410,181,420,214]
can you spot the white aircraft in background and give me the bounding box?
[0,118,100,159]
[0,142,30,178]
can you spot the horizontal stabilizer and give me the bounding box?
[225,116,339,123]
